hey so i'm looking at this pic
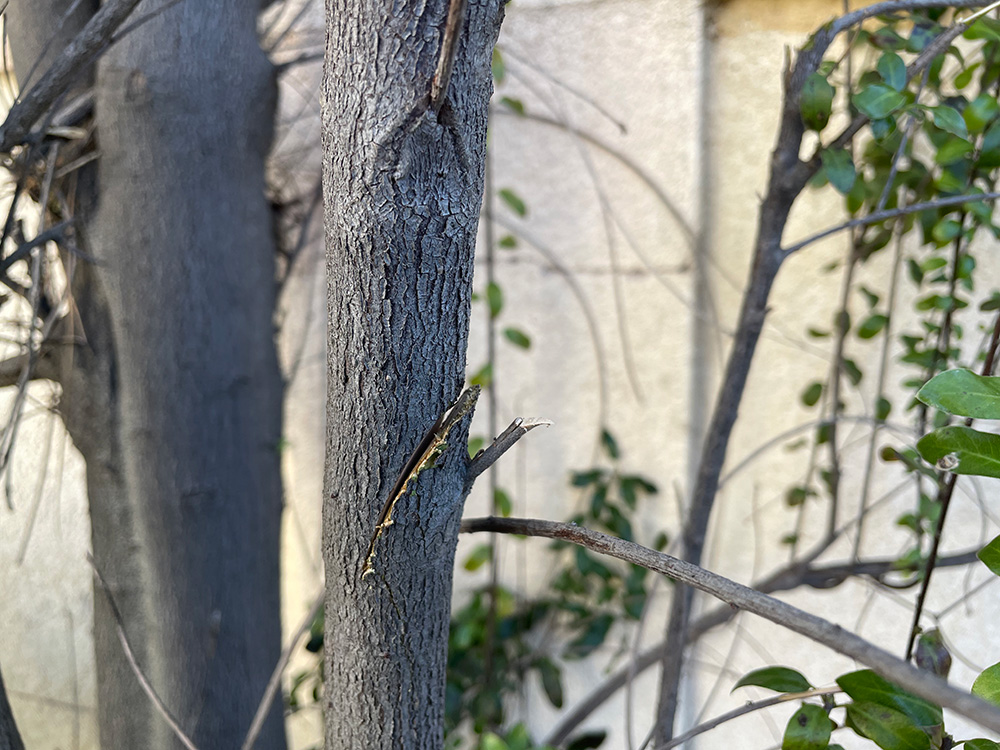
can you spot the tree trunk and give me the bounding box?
[0,665,24,750]
[8,2,287,748]
[321,0,503,745]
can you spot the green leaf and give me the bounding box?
[802,382,823,407]
[955,62,980,90]
[975,537,1000,584]
[973,662,1000,706]
[821,148,856,193]
[504,724,531,750]
[931,218,963,245]
[491,48,505,84]
[537,657,564,708]
[877,51,907,91]
[983,120,1000,158]
[470,362,493,388]
[468,435,485,458]
[785,486,811,507]
[571,469,603,487]
[853,84,907,120]
[782,704,833,750]
[917,370,1000,418]
[966,740,1000,750]
[801,73,835,131]
[503,327,531,349]
[871,116,895,140]
[917,426,1000,478]
[487,282,504,318]
[837,670,942,729]
[965,16,1000,43]
[914,629,951,679]
[965,93,1000,134]
[857,314,888,339]
[843,358,863,386]
[876,396,891,421]
[564,614,614,659]
[600,429,619,460]
[464,544,492,572]
[845,702,930,750]
[481,731,509,750]
[494,487,512,517]
[934,136,973,165]
[499,96,524,116]
[932,105,969,138]
[733,666,812,694]
[499,188,527,217]
[498,234,517,248]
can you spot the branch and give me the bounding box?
[783,192,1000,255]
[1,220,73,273]
[86,554,200,750]
[656,687,840,750]
[241,597,323,750]
[464,417,552,491]
[0,0,143,152]
[543,546,978,745]
[653,4,997,739]
[462,517,1000,735]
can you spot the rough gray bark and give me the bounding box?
[7,2,287,748]
[321,0,504,744]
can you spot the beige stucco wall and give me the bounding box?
[5,1,1000,749]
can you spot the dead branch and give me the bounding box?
[462,516,1000,735]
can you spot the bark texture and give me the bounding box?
[8,2,287,748]
[321,0,504,745]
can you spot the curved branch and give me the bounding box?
[542,546,978,746]
[461,517,1000,735]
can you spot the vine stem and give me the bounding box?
[905,310,1000,658]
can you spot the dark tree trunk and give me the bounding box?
[7,2,287,748]
[0,665,24,750]
[321,0,503,745]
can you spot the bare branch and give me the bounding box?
[462,516,1000,734]
[86,554,200,750]
[0,0,143,151]
[784,192,1000,255]
[241,596,322,750]
[1,220,72,273]
[652,687,839,750]
[464,417,551,491]
[542,546,979,746]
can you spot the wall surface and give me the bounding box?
[4,1,1000,749]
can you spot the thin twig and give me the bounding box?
[655,687,840,750]
[783,191,1000,255]
[86,553,200,750]
[464,417,552,491]
[241,596,322,750]
[1,220,71,273]
[905,310,1000,658]
[462,516,1000,734]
